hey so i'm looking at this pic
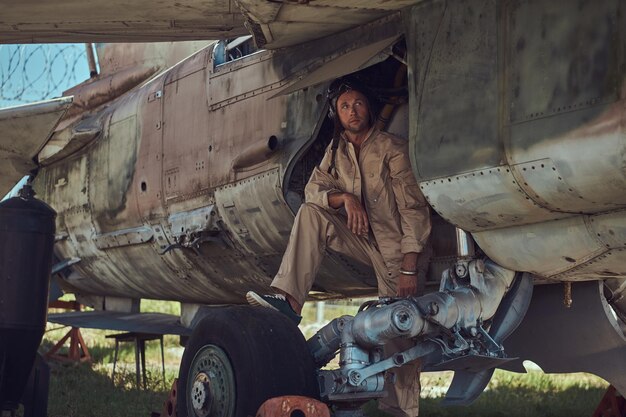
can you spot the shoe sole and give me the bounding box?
[246,291,279,311]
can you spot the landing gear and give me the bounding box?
[177,306,318,417]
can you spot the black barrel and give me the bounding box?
[0,186,56,411]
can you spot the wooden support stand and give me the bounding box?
[593,385,626,417]
[45,300,91,363]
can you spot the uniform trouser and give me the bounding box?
[271,203,420,417]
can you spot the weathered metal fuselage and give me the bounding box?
[406,0,626,283]
[35,18,403,305]
[36,48,324,304]
[33,0,626,308]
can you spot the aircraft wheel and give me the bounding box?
[177,305,318,417]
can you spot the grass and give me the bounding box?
[386,371,606,417]
[42,332,181,417]
[35,300,609,417]
[47,362,172,416]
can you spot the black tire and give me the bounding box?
[177,305,319,417]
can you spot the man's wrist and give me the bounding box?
[327,192,345,209]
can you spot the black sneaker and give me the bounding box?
[246,291,302,325]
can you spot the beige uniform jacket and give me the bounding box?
[305,128,431,270]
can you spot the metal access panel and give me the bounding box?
[214,168,293,256]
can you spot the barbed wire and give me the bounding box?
[0,44,90,106]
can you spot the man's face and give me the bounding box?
[336,90,371,135]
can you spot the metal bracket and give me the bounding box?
[347,343,436,387]
[51,257,81,275]
[160,233,224,256]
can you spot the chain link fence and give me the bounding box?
[0,44,90,107]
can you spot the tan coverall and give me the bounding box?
[272,128,432,417]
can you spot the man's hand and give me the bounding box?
[396,252,425,297]
[329,192,369,236]
[396,275,419,297]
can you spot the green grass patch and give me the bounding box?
[47,362,172,417]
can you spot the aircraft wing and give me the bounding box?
[0,0,417,48]
[48,311,192,336]
[0,0,248,44]
[0,97,73,197]
[237,0,418,49]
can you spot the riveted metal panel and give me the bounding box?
[419,166,564,232]
[505,0,626,214]
[209,51,289,110]
[35,152,128,297]
[93,226,154,250]
[552,249,626,281]
[510,159,601,213]
[167,205,218,239]
[151,223,171,254]
[162,66,211,200]
[472,214,613,278]
[136,77,166,222]
[205,87,291,187]
[588,210,626,250]
[89,114,140,233]
[36,152,89,216]
[408,0,502,180]
[408,0,626,246]
[507,0,621,124]
[164,47,211,84]
[508,104,626,213]
[214,168,293,255]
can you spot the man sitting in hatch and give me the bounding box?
[247,78,431,417]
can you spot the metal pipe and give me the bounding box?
[232,136,280,170]
[85,43,98,77]
[307,315,351,367]
[455,227,474,258]
[351,260,516,347]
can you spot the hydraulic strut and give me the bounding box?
[309,259,520,402]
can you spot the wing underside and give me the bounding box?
[48,311,191,336]
[0,0,418,48]
[0,0,248,44]
[0,97,73,197]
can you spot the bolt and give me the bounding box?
[428,302,439,316]
[476,259,485,273]
[393,354,405,365]
[337,318,346,330]
[191,380,208,410]
[393,309,413,331]
[348,371,362,386]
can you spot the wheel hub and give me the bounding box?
[187,344,236,417]
[191,373,211,414]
